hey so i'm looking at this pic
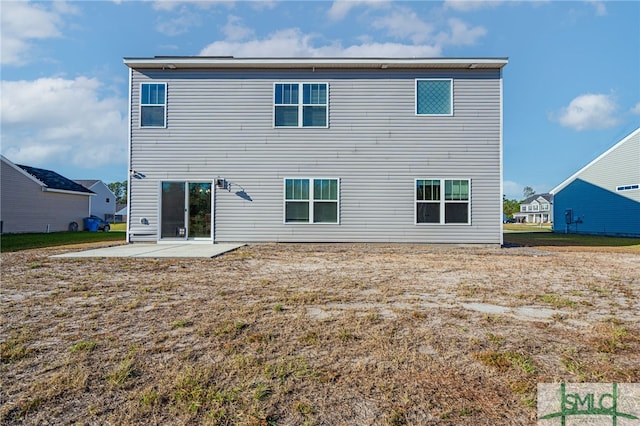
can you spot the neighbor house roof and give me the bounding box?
[17,164,95,195]
[124,56,508,70]
[520,193,552,205]
[74,179,100,188]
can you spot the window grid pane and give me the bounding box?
[417,80,451,115]
[275,84,299,105]
[303,106,327,127]
[303,84,327,105]
[417,202,440,223]
[275,106,299,127]
[445,203,468,223]
[416,180,440,201]
[285,202,309,222]
[445,179,469,201]
[314,202,337,223]
[313,179,338,201]
[142,84,165,105]
[285,179,309,200]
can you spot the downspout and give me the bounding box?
[126,66,133,243]
[499,67,504,246]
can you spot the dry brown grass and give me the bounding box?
[1,243,639,425]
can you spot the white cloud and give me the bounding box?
[0,1,77,65]
[1,77,128,170]
[443,0,504,12]
[222,15,254,41]
[156,12,202,36]
[327,0,389,21]
[371,7,434,44]
[152,0,233,12]
[442,18,487,45]
[587,0,607,16]
[250,1,277,12]
[555,93,620,131]
[200,28,441,57]
[362,7,486,48]
[631,102,640,115]
[154,1,234,35]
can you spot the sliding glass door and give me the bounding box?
[161,181,212,240]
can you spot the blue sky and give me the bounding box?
[1,0,638,200]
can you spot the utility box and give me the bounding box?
[564,209,573,224]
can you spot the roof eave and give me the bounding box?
[123,56,509,70]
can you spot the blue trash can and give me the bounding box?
[83,217,99,232]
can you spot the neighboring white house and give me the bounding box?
[551,127,640,236]
[115,204,128,223]
[1,156,94,233]
[124,56,508,244]
[74,180,116,221]
[513,193,553,223]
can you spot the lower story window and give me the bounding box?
[285,178,339,223]
[416,178,470,224]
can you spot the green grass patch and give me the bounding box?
[503,232,640,248]
[70,340,98,352]
[0,231,125,252]
[503,223,552,232]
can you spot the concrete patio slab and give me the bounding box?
[51,243,245,258]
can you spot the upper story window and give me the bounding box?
[284,178,339,223]
[140,83,166,128]
[416,178,470,224]
[274,83,328,128]
[416,79,453,116]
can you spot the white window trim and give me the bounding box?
[283,177,340,224]
[273,82,329,128]
[139,82,167,128]
[415,78,454,117]
[414,178,471,225]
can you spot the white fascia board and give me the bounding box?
[123,57,508,70]
[550,127,640,194]
[42,187,96,196]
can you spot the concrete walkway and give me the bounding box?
[51,243,245,258]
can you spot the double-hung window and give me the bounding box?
[416,179,470,224]
[274,83,328,127]
[140,83,166,127]
[416,79,453,116]
[284,178,339,223]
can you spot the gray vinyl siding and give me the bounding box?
[575,130,640,202]
[128,68,503,243]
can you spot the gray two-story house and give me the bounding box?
[124,57,507,244]
[513,193,553,224]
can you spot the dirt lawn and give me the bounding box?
[2,243,639,425]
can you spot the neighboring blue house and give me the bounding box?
[550,128,640,237]
[124,56,508,244]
